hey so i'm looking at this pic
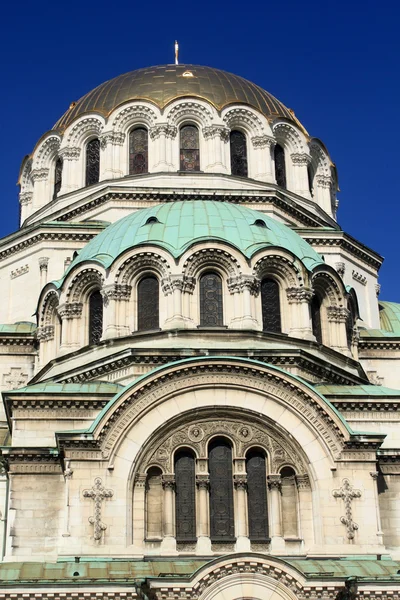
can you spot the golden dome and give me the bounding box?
[54,64,298,130]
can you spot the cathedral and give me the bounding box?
[0,63,399,599]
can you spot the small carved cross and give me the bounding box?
[332,478,361,540]
[3,368,28,390]
[83,477,113,541]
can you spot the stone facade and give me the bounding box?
[0,63,398,598]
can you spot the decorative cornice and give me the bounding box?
[0,231,98,263]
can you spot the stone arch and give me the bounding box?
[18,156,33,194]
[109,102,159,134]
[87,356,350,466]
[309,138,331,178]
[272,121,308,155]
[222,107,265,137]
[32,133,61,170]
[182,247,242,280]
[148,555,307,600]
[113,249,171,288]
[312,268,348,351]
[165,99,215,128]
[64,267,105,304]
[312,267,345,307]
[64,116,105,147]
[252,252,305,289]
[39,288,60,328]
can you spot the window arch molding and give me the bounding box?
[109,103,158,135]
[181,247,242,281]
[165,100,214,129]
[113,250,171,287]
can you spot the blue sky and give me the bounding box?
[1,0,399,300]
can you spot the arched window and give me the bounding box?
[209,438,235,542]
[311,294,323,343]
[307,164,314,197]
[145,467,163,539]
[53,157,63,199]
[129,128,148,174]
[280,467,299,538]
[180,125,200,171]
[261,278,281,333]
[200,272,223,327]
[174,450,196,542]
[274,144,286,189]
[85,138,100,186]
[89,290,103,345]
[246,450,269,541]
[230,130,248,177]
[137,276,159,331]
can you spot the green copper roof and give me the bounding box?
[57,201,323,285]
[0,322,36,334]
[315,384,400,397]
[379,301,400,334]
[5,380,123,395]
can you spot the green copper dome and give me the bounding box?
[59,201,323,283]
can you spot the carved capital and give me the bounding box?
[149,123,177,140]
[19,191,33,205]
[36,325,55,341]
[234,475,248,490]
[99,131,125,149]
[335,262,345,278]
[101,284,131,303]
[31,168,49,181]
[327,305,348,323]
[227,275,259,295]
[134,473,147,488]
[162,474,176,490]
[251,134,275,149]
[59,146,81,161]
[296,474,310,489]
[39,257,49,271]
[202,125,230,141]
[58,302,83,319]
[196,475,210,490]
[267,474,281,491]
[316,174,333,188]
[375,283,381,297]
[290,152,311,166]
[286,287,313,304]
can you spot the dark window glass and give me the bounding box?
[209,439,235,542]
[307,165,314,196]
[174,450,196,541]
[200,272,223,327]
[230,130,248,177]
[86,138,100,186]
[261,278,281,333]
[129,128,148,174]
[89,290,103,345]
[274,144,286,189]
[53,158,63,199]
[311,294,323,343]
[246,450,269,541]
[346,300,355,349]
[180,125,200,171]
[137,276,159,331]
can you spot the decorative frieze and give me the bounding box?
[332,478,361,539]
[83,477,114,542]
[10,264,29,279]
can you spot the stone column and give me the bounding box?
[234,475,251,551]
[101,284,131,339]
[251,135,275,182]
[151,124,176,171]
[326,306,349,353]
[268,474,284,552]
[196,475,211,553]
[228,275,259,329]
[58,302,83,354]
[39,257,49,288]
[133,474,147,547]
[59,147,81,194]
[163,275,189,329]
[99,132,125,180]
[286,288,314,340]
[31,168,50,211]
[296,474,313,551]
[291,153,312,198]
[161,474,176,552]
[370,471,384,545]
[202,126,230,173]
[19,192,33,224]
[315,174,334,215]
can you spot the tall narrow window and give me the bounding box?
[86,138,100,186]
[307,164,314,196]
[200,272,223,327]
[145,467,163,539]
[230,130,248,177]
[311,294,323,343]
[261,278,281,333]
[246,450,269,541]
[274,144,286,189]
[89,290,103,345]
[53,157,63,199]
[174,450,196,542]
[137,276,159,331]
[346,299,356,350]
[129,128,148,174]
[280,467,299,538]
[180,125,200,171]
[209,439,235,542]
